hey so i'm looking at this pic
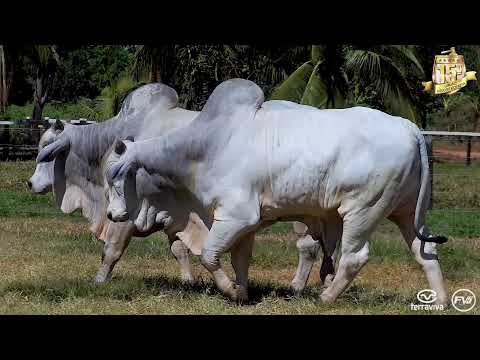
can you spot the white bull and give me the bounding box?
[102,141,339,293]
[105,78,448,305]
[31,84,199,283]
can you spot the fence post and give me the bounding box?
[466,138,472,166]
[0,123,10,160]
[425,135,434,209]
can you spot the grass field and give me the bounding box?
[0,161,479,314]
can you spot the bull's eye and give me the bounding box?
[114,183,124,197]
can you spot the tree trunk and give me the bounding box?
[149,61,162,83]
[0,45,6,115]
[32,101,44,121]
[473,112,480,133]
[421,110,428,130]
[32,69,49,121]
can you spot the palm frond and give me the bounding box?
[346,49,418,122]
[269,62,314,102]
[345,50,383,81]
[387,45,425,76]
[95,75,138,119]
[300,62,329,107]
[131,45,152,80]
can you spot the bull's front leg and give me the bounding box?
[94,221,136,284]
[200,204,260,302]
[290,234,320,293]
[169,237,195,284]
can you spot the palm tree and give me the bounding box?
[78,75,144,121]
[131,45,309,110]
[96,75,144,119]
[27,45,61,120]
[271,45,425,124]
[0,45,6,116]
[131,45,177,84]
[0,45,60,120]
[0,45,16,117]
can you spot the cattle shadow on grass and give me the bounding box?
[1,275,409,308]
[1,275,313,305]
[142,275,321,305]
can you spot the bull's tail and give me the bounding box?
[413,130,448,244]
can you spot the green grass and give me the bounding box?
[3,102,97,121]
[0,160,479,314]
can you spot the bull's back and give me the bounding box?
[245,106,419,214]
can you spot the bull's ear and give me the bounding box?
[124,165,139,221]
[125,136,135,142]
[114,140,127,155]
[53,150,68,207]
[36,137,70,163]
[53,119,64,132]
[176,213,209,256]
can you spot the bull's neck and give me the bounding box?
[70,108,198,164]
[133,123,212,192]
[69,116,126,163]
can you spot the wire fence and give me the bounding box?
[0,129,479,238]
[422,133,480,238]
[0,119,96,160]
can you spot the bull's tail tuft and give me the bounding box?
[413,128,448,245]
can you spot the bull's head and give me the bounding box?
[104,139,139,223]
[28,119,69,199]
[104,138,210,255]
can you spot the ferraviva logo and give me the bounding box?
[417,289,437,304]
[411,289,444,312]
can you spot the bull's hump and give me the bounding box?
[120,83,179,118]
[199,79,264,121]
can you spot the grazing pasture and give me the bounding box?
[0,160,479,314]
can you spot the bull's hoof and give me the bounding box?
[288,281,305,295]
[228,284,249,304]
[180,273,196,285]
[93,272,111,285]
[320,291,336,303]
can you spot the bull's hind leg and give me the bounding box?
[319,209,376,303]
[320,215,343,287]
[95,221,135,284]
[320,232,370,303]
[170,238,195,284]
[389,213,447,306]
[230,232,255,302]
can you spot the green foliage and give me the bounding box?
[345,46,422,122]
[272,45,424,123]
[132,45,309,110]
[92,76,134,120]
[5,102,99,121]
[3,44,480,129]
[270,62,314,102]
[52,46,135,103]
[271,45,348,109]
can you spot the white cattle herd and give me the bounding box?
[29,79,449,305]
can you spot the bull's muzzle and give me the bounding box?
[27,178,51,194]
